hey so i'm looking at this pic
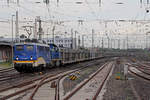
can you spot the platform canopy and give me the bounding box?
[0,42,12,47]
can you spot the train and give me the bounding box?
[13,41,101,72]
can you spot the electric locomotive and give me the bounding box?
[13,42,51,72]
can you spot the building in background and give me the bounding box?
[0,40,12,62]
[45,36,77,49]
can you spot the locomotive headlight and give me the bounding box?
[16,56,19,60]
[30,56,33,60]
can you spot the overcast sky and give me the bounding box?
[0,0,148,20]
[0,0,150,49]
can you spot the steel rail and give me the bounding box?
[129,64,150,76]
[136,67,150,76]
[129,67,150,81]
[55,61,106,100]
[92,62,114,100]
[0,73,23,81]
[63,62,109,100]
[55,77,61,100]
[28,61,97,100]
[0,73,62,100]
[0,59,102,100]
[0,68,15,73]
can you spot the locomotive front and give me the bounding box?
[13,43,37,72]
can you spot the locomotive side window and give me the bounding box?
[45,47,49,51]
[39,46,44,51]
[55,47,59,52]
[16,45,24,51]
[51,47,55,51]
[26,45,34,51]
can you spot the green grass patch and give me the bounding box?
[0,62,12,68]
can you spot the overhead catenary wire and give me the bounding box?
[147,0,149,4]
[84,0,99,19]
[99,0,101,7]
[0,0,149,46]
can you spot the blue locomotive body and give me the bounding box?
[13,43,60,72]
[49,44,62,67]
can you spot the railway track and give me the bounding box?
[0,67,18,78]
[0,67,14,72]
[62,61,114,100]
[0,67,23,82]
[0,68,37,86]
[0,58,106,100]
[28,59,105,100]
[27,61,112,100]
[129,64,150,81]
[128,61,150,75]
[135,66,150,76]
[0,67,15,74]
[127,61,150,100]
[29,68,84,100]
[0,73,23,82]
[136,63,150,69]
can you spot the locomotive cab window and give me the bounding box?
[16,45,24,51]
[26,45,34,51]
[51,47,55,51]
[55,47,59,52]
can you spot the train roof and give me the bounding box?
[14,42,49,47]
[49,43,58,47]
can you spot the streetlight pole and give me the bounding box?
[108,38,110,49]
[126,34,128,50]
[47,28,50,43]
[118,39,120,49]
[15,11,19,42]
[92,29,94,49]
[71,28,73,49]
[12,15,15,67]
[52,26,55,44]
[78,35,80,48]
[82,35,85,48]
[75,31,77,49]
[92,29,94,58]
